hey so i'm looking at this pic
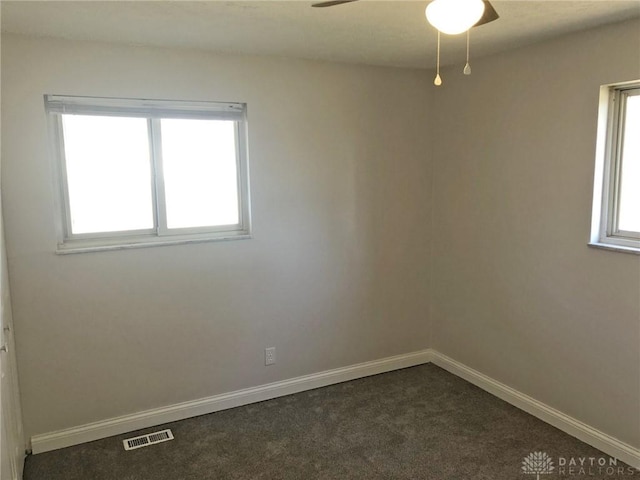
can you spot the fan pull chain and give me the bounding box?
[434,31,442,86]
[463,29,471,75]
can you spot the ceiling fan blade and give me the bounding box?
[474,0,499,27]
[311,0,358,7]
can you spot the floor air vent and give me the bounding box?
[123,429,174,451]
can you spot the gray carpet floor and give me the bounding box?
[24,364,639,479]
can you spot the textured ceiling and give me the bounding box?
[1,1,639,69]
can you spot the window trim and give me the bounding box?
[45,95,252,254]
[589,81,640,255]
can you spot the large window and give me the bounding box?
[45,96,251,253]
[590,82,640,253]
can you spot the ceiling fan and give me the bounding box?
[311,0,499,30]
[311,0,500,85]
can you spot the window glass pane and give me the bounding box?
[160,119,239,229]
[618,94,640,233]
[62,115,154,234]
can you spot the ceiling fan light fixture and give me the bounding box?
[425,0,486,35]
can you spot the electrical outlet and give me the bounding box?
[265,347,276,366]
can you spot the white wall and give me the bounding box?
[432,19,640,448]
[0,34,433,440]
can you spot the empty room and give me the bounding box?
[0,1,639,479]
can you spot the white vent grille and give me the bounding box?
[123,429,174,451]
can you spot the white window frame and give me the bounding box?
[589,81,640,255]
[45,95,251,254]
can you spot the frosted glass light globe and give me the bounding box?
[425,0,485,35]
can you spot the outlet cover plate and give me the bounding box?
[265,347,276,366]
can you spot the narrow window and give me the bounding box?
[46,96,251,253]
[590,82,640,253]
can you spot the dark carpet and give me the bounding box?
[24,364,639,479]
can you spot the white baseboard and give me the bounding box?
[30,349,435,454]
[431,351,640,470]
[31,348,640,471]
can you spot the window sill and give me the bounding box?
[588,242,640,255]
[56,232,252,255]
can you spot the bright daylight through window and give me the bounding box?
[591,82,640,253]
[45,96,250,253]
